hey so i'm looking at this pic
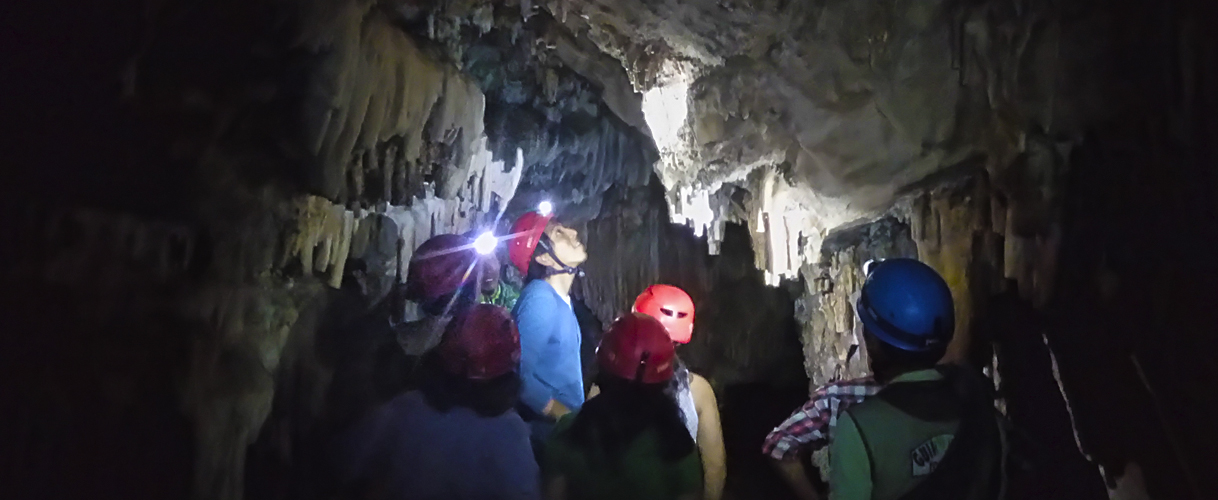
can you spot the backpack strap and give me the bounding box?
[895,366,1005,500]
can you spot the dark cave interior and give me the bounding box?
[2,0,1217,499]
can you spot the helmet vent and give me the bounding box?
[635,350,651,381]
[660,307,689,318]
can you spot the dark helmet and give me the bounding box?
[437,304,521,380]
[404,234,480,304]
[596,313,676,384]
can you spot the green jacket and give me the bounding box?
[545,413,702,500]
[480,282,521,310]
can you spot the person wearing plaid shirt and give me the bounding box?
[763,376,881,500]
[821,259,1003,500]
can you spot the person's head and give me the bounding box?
[405,234,483,316]
[478,253,502,296]
[460,228,503,296]
[633,284,695,344]
[535,220,586,272]
[567,313,692,462]
[420,304,522,417]
[508,210,586,282]
[855,258,955,378]
[597,313,676,384]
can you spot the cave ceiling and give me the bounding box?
[399,0,1109,282]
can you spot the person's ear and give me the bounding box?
[534,252,557,269]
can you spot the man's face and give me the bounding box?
[540,222,587,268]
[479,255,501,294]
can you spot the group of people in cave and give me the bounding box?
[331,203,1006,500]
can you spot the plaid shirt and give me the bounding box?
[762,376,881,461]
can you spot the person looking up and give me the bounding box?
[544,313,702,500]
[508,208,588,448]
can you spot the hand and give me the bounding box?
[544,399,571,419]
[773,458,821,500]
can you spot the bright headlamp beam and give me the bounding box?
[537,200,553,217]
[473,231,497,255]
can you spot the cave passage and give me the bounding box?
[3,0,1218,499]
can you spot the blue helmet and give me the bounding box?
[856,258,954,352]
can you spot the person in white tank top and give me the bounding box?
[634,285,726,500]
[673,361,700,441]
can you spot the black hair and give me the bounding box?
[561,373,696,465]
[863,327,947,382]
[417,352,522,418]
[525,233,553,283]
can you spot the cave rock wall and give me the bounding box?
[3,1,522,499]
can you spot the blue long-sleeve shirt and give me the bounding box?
[512,280,585,417]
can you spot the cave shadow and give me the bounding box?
[676,222,813,500]
[0,282,196,500]
[718,381,819,500]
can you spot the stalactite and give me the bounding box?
[297,3,488,207]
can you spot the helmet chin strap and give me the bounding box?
[538,236,584,277]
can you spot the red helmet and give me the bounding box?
[596,313,676,384]
[633,285,695,343]
[507,211,553,274]
[405,234,478,303]
[437,304,521,380]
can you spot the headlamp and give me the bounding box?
[473,231,497,255]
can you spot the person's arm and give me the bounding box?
[514,292,558,416]
[828,413,871,500]
[672,445,706,500]
[690,374,725,500]
[773,459,821,500]
[763,399,823,500]
[763,377,879,500]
